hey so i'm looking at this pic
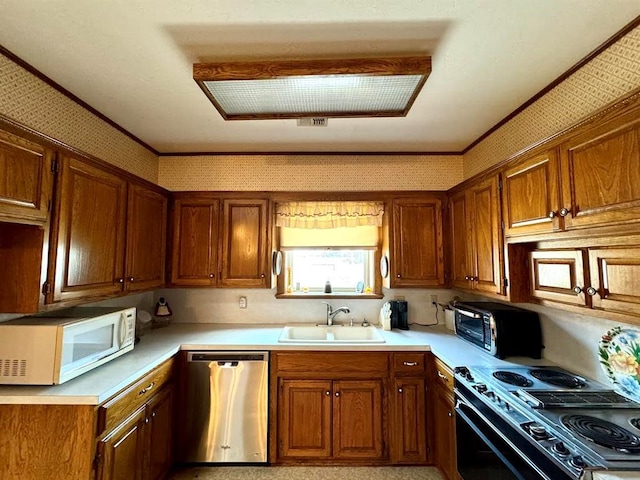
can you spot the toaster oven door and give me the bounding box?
[454,307,486,347]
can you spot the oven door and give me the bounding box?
[455,384,574,480]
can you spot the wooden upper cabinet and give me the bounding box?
[0,128,54,225]
[49,155,127,303]
[530,249,588,307]
[391,197,445,287]
[449,191,471,290]
[560,109,640,230]
[171,199,219,286]
[219,198,269,287]
[125,183,167,292]
[449,176,503,295]
[502,150,561,236]
[588,247,640,317]
[469,176,503,295]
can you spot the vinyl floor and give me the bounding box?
[170,466,444,480]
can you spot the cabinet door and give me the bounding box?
[391,197,445,287]
[449,191,471,290]
[530,250,588,306]
[97,407,146,480]
[170,199,218,286]
[333,380,384,460]
[560,111,640,230]
[588,247,640,316]
[145,387,174,480]
[49,155,127,303]
[502,151,561,236]
[391,377,427,464]
[125,183,167,292]
[219,198,269,287]
[279,379,332,459]
[0,128,53,225]
[433,385,456,480]
[469,175,504,295]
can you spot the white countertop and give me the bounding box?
[0,323,550,405]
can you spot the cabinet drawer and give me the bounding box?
[392,353,426,375]
[432,356,454,393]
[98,358,174,435]
[274,352,388,377]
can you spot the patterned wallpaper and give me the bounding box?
[0,53,158,183]
[464,25,640,178]
[158,154,463,191]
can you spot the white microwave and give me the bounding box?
[0,307,135,385]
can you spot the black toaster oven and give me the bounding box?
[452,301,543,359]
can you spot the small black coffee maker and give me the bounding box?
[389,300,409,330]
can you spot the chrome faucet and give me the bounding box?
[322,302,350,326]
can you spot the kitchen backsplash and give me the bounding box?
[153,287,457,328]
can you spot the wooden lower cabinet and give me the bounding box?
[391,377,428,464]
[97,406,147,480]
[433,384,456,480]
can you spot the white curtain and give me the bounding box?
[275,201,384,229]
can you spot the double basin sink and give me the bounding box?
[278,324,386,343]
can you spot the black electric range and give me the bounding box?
[454,364,640,480]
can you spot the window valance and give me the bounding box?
[275,201,384,229]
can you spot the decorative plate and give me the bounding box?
[380,255,389,278]
[272,251,282,276]
[599,326,640,402]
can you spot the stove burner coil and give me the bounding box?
[561,415,640,453]
[492,371,534,387]
[529,369,586,388]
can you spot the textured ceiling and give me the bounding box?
[0,1,639,153]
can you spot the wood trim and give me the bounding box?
[158,150,463,157]
[462,15,640,154]
[0,45,159,155]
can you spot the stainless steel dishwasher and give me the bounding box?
[180,351,269,463]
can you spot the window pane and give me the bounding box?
[288,249,369,291]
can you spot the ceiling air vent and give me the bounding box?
[297,118,328,127]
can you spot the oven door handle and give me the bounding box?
[455,308,481,319]
[455,394,554,480]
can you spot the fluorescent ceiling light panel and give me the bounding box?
[193,57,431,120]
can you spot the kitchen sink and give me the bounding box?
[278,325,386,343]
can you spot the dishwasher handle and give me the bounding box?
[187,351,269,363]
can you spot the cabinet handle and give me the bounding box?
[548,211,557,219]
[209,273,215,278]
[559,207,571,217]
[325,391,331,396]
[586,286,598,296]
[335,392,340,397]
[437,370,449,382]
[573,286,583,294]
[403,361,418,367]
[398,388,403,393]
[138,381,156,396]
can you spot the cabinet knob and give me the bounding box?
[260,273,265,278]
[559,207,571,217]
[548,211,557,219]
[397,274,401,278]
[398,388,403,393]
[586,286,598,296]
[335,392,340,397]
[118,278,124,284]
[464,275,470,281]
[471,276,478,282]
[325,391,331,396]
[447,411,453,417]
[209,273,215,278]
[152,411,157,418]
[129,277,134,282]
[573,286,583,294]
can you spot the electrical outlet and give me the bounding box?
[430,294,438,305]
[239,296,247,309]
